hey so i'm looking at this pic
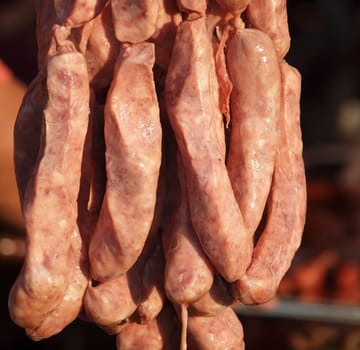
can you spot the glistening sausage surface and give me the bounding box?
[232,61,306,304]
[226,27,281,235]
[245,0,290,57]
[89,42,162,281]
[9,45,90,330]
[165,17,252,283]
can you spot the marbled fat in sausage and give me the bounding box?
[54,0,108,26]
[85,3,121,89]
[111,0,159,43]
[165,17,252,282]
[188,307,245,349]
[9,47,90,330]
[232,61,306,304]
[164,157,214,305]
[226,27,281,236]
[88,42,162,281]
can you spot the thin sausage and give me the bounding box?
[9,37,90,330]
[245,0,290,57]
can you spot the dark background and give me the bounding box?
[1,1,359,349]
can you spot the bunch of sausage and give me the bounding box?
[8,0,307,348]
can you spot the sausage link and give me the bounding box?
[25,228,88,340]
[8,42,90,330]
[116,303,180,350]
[226,27,281,235]
[85,3,121,89]
[245,0,290,57]
[111,0,159,43]
[232,61,306,304]
[164,156,214,305]
[54,0,108,26]
[13,75,45,205]
[83,265,142,335]
[188,307,245,349]
[88,42,162,281]
[165,16,251,282]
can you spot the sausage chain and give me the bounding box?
[9,0,306,348]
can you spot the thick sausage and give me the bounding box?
[226,27,281,235]
[8,36,90,330]
[187,307,245,349]
[111,0,159,43]
[135,241,166,324]
[88,42,162,281]
[150,0,181,69]
[54,0,108,26]
[232,61,306,304]
[25,229,88,340]
[83,265,142,335]
[165,16,252,282]
[245,0,290,57]
[13,75,45,205]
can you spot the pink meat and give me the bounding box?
[85,3,121,89]
[245,0,290,57]
[232,61,306,304]
[54,0,108,26]
[226,27,281,235]
[188,307,245,349]
[116,303,180,350]
[164,157,214,305]
[88,42,162,281]
[165,17,252,282]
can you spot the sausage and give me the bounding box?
[53,0,108,26]
[187,307,245,349]
[164,157,214,305]
[225,27,281,235]
[85,3,121,89]
[83,265,142,335]
[13,75,45,205]
[88,42,162,281]
[165,16,252,282]
[116,303,180,350]
[189,273,234,316]
[111,0,159,43]
[245,0,290,57]
[135,241,166,324]
[232,61,306,304]
[8,34,90,330]
[25,229,88,340]
[150,0,181,69]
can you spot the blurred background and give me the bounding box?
[0,0,359,349]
